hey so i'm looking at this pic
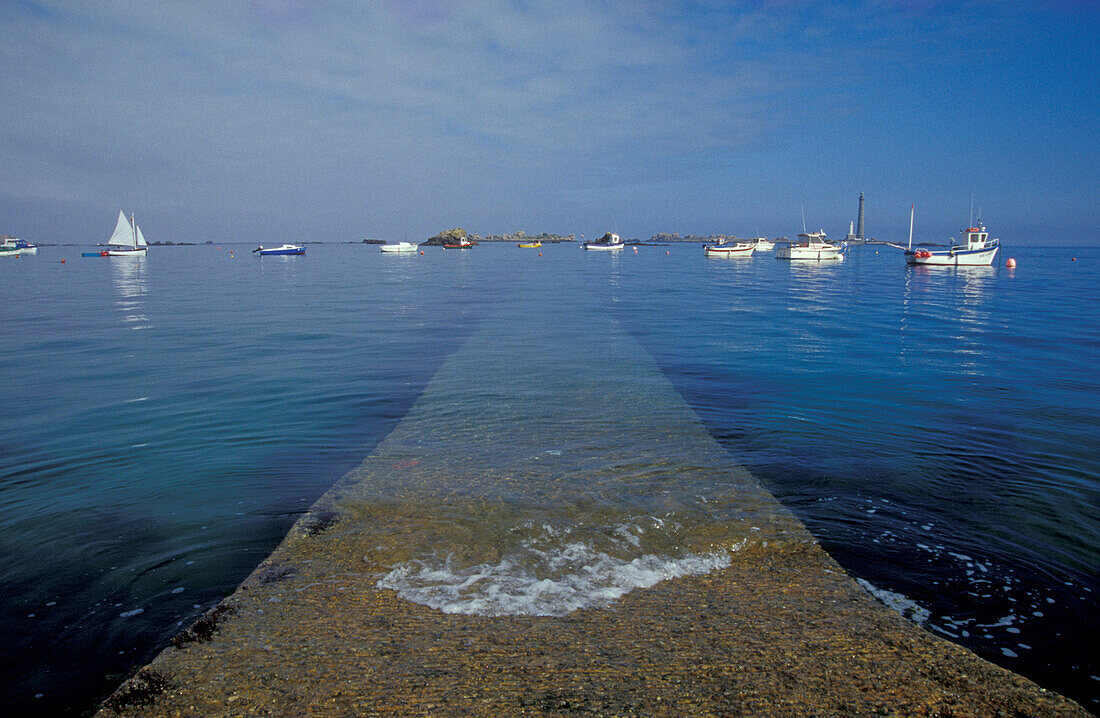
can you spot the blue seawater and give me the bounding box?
[0,242,1096,715]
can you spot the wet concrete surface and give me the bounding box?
[98,285,1090,717]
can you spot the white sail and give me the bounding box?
[108,210,134,247]
[135,223,147,247]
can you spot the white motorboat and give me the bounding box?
[1,237,37,256]
[105,211,148,256]
[751,237,773,251]
[775,231,843,260]
[254,244,305,256]
[582,232,625,251]
[903,206,999,266]
[380,242,418,253]
[704,241,755,257]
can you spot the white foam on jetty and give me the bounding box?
[377,541,734,617]
[857,578,930,624]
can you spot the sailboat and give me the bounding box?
[105,211,148,256]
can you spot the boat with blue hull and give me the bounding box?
[254,244,306,256]
[896,205,1000,267]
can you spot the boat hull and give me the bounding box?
[582,243,624,251]
[704,244,754,257]
[776,245,841,260]
[257,245,305,255]
[518,242,542,248]
[106,247,147,257]
[906,246,998,266]
[380,243,418,253]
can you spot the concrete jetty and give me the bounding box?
[99,276,1088,717]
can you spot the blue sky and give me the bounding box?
[1,1,1097,245]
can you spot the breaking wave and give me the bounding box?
[376,521,739,616]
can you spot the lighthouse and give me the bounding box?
[856,192,865,240]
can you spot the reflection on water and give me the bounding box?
[901,265,997,375]
[110,256,148,330]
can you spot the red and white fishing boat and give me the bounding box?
[904,206,999,266]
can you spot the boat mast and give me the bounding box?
[907,204,914,250]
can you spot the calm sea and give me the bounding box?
[0,241,1096,715]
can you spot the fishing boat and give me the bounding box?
[105,211,148,256]
[518,241,542,248]
[443,239,475,249]
[254,244,305,256]
[380,242,418,253]
[751,237,773,251]
[775,231,844,261]
[704,240,755,257]
[903,206,999,266]
[1,237,37,255]
[582,232,624,251]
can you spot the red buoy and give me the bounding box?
[1006,258,1016,268]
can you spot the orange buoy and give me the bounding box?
[420,251,424,255]
[1071,257,1077,262]
[1006,258,1016,268]
[61,259,66,263]
[666,250,669,255]
[538,252,542,257]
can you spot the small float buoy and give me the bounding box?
[538,252,542,257]
[1006,258,1016,268]
[420,251,425,255]
[61,259,66,263]
[666,250,669,255]
[1071,257,1076,262]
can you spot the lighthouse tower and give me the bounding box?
[856,192,865,240]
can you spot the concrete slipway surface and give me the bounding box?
[98,272,1088,717]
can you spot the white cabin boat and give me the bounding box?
[1,237,37,256]
[775,231,843,261]
[905,209,999,266]
[751,237,773,251]
[582,232,625,251]
[105,211,148,256]
[380,242,418,253]
[704,241,755,257]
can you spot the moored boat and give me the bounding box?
[775,231,843,261]
[704,240,755,257]
[380,242,418,253]
[254,244,305,256]
[903,207,999,267]
[518,241,542,248]
[105,211,148,256]
[1,237,37,255]
[582,232,624,251]
[443,240,475,249]
[751,237,773,251]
